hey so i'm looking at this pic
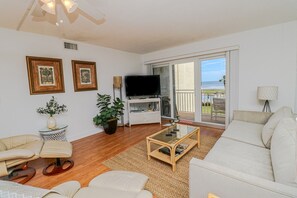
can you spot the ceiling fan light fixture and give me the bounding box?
[40,0,52,4]
[41,0,56,15]
[61,0,78,13]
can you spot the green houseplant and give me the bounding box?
[93,93,124,134]
[37,96,67,129]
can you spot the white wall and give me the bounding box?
[0,28,142,141]
[142,21,297,112]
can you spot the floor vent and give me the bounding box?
[64,42,78,50]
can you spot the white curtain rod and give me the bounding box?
[144,45,239,65]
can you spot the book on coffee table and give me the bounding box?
[177,143,189,150]
[159,147,184,156]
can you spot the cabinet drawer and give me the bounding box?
[130,111,161,125]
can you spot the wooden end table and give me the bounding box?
[146,123,200,172]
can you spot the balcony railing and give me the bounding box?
[175,89,225,114]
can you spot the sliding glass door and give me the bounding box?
[173,60,196,121]
[200,57,226,125]
[153,64,172,118]
[152,53,229,127]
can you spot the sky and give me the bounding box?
[201,58,226,82]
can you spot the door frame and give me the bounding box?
[151,63,173,119]
[150,52,231,127]
[197,52,229,126]
[170,57,198,121]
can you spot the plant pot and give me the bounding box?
[47,116,56,129]
[103,118,118,134]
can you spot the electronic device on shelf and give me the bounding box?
[125,75,161,97]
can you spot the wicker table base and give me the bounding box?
[39,125,68,141]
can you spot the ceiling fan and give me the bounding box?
[17,0,105,31]
[40,0,77,15]
[37,0,104,20]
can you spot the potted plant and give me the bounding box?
[93,93,124,134]
[37,96,68,129]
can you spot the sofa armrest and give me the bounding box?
[189,158,297,198]
[51,181,81,198]
[0,149,34,161]
[233,110,272,124]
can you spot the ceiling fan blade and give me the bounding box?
[31,1,46,17]
[76,0,104,20]
[61,0,78,13]
[17,0,38,30]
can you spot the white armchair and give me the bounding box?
[0,134,43,183]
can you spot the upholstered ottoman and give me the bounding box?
[40,140,74,176]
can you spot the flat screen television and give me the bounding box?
[125,75,161,97]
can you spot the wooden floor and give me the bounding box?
[26,122,223,190]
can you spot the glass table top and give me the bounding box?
[39,124,68,132]
[151,124,197,144]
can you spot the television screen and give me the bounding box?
[125,75,161,97]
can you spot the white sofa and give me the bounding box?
[190,107,297,198]
[0,171,153,198]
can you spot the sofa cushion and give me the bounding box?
[5,140,44,167]
[89,171,148,192]
[0,135,42,150]
[205,137,274,181]
[222,120,265,147]
[40,140,72,158]
[262,106,293,148]
[0,149,34,161]
[14,140,44,157]
[270,118,297,187]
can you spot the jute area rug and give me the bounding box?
[102,135,219,198]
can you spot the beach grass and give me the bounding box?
[202,89,224,94]
[202,105,211,113]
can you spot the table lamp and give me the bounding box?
[257,86,278,112]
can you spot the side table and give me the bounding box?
[39,125,68,141]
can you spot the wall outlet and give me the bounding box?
[208,193,220,198]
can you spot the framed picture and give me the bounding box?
[72,60,98,92]
[26,56,65,95]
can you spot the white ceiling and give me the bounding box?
[0,0,297,54]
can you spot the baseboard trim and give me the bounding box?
[68,129,104,142]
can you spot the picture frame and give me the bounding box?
[72,60,98,92]
[26,56,65,95]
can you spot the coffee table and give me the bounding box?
[146,124,200,171]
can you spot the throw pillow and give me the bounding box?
[262,106,293,148]
[270,118,297,187]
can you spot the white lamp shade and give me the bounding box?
[113,76,122,89]
[257,86,278,100]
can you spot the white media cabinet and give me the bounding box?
[127,98,161,127]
